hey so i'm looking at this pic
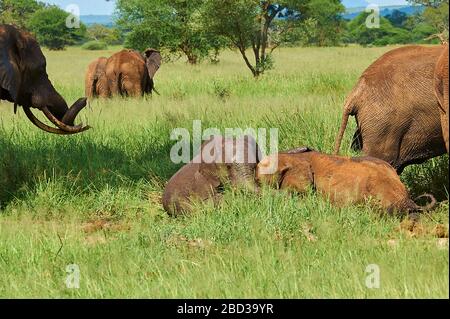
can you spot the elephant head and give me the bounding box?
[162,135,262,216]
[143,48,162,82]
[0,24,89,135]
[198,135,262,192]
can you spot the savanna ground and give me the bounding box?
[0,45,448,298]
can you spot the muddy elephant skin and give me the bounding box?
[104,49,161,97]
[162,135,262,216]
[434,45,449,152]
[85,57,108,99]
[257,147,435,217]
[334,45,447,173]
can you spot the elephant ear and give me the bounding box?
[0,34,21,102]
[144,48,162,79]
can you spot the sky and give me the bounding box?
[343,0,409,7]
[44,0,410,15]
[44,0,117,15]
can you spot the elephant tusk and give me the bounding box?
[22,106,90,135]
[41,106,90,133]
[62,97,88,126]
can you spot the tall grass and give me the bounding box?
[0,45,448,298]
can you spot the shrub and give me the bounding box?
[28,6,86,50]
[82,41,108,50]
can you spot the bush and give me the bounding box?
[87,24,123,45]
[28,6,86,50]
[82,41,108,50]
[344,12,413,46]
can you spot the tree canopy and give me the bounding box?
[116,0,226,64]
[0,0,45,29]
[28,6,86,50]
[409,0,449,42]
[203,0,344,77]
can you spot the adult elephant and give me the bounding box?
[85,57,108,99]
[0,24,89,135]
[104,48,161,97]
[334,45,447,174]
[434,45,449,152]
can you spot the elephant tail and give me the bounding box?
[334,93,357,155]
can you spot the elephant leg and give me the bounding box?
[349,116,362,151]
[108,75,120,97]
[122,78,142,97]
[351,128,363,151]
[97,76,110,98]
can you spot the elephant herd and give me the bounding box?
[85,48,162,99]
[163,44,449,217]
[162,136,436,219]
[0,23,448,219]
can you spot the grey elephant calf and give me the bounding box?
[162,135,262,216]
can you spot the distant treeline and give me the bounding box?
[0,0,448,76]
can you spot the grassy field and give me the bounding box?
[0,45,448,298]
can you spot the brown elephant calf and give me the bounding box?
[162,135,261,216]
[256,147,435,218]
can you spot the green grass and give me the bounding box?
[0,45,448,298]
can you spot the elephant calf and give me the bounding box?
[256,147,435,218]
[162,135,261,216]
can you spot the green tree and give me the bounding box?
[404,15,438,43]
[87,24,123,45]
[205,0,340,77]
[408,0,449,42]
[303,0,345,46]
[0,0,44,29]
[344,11,412,46]
[116,0,226,64]
[385,9,409,28]
[28,6,86,50]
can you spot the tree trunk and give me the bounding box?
[181,44,199,65]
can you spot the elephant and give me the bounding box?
[434,45,449,153]
[334,45,447,174]
[85,57,108,99]
[256,147,435,218]
[0,24,89,135]
[162,135,262,216]
[104,48,161,97]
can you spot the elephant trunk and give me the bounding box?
[25,83,90,135]
[233,162,260,193]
